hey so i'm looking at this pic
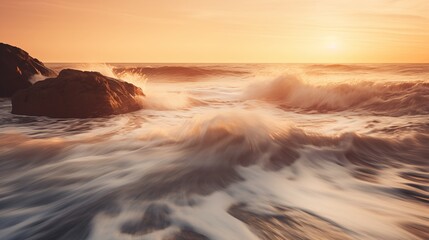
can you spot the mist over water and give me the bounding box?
[1,64,428,240]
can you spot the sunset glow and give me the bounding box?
[1,0,429,63]
[2,1,429,239]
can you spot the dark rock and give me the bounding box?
[0,43,55,97]
[11,69,144,118]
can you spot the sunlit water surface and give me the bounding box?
[1,63,428,240]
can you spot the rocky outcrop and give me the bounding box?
[12,69,145,118]
[0,43,55,97]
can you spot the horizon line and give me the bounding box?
[44,62,429,64]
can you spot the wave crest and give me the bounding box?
[113,66,249,79]
[243,74,429,115]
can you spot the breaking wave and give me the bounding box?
[243,74,429,115]
[113,66,249,79]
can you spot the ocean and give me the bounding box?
[0,63,428,240]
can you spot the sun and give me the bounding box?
[327,42,338,50]
[324,36,340,52]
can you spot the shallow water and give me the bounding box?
[1,63,428,240]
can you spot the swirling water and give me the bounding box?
[0,63,428,240]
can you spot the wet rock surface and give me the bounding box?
[12,69,144,118]
[0,43,55,97]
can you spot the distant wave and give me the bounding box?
[306,63,429,75]
[243,74,429,115]
[307,64,376,72]
[383,64,429,75]
[113,66,249,79]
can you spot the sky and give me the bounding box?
[1,0,429,63]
